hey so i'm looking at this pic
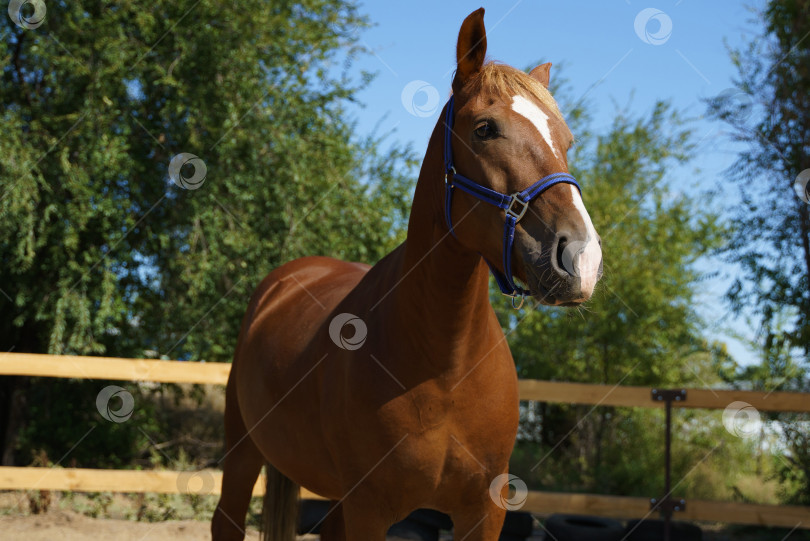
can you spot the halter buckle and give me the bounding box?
[506,193,529,222]
[444,166,457,185]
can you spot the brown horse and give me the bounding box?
[212,8,602,541]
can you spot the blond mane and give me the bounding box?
[466,62,567,126]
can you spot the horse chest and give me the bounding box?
[409,391,447,431]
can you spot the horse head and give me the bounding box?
[444,8,603,306]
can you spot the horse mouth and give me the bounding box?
[533,285,585,307]
[522,265,586,307]
[515,274,562,306]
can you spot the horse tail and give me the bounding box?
[261,462,299,541]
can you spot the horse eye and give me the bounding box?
[474,121,496,139]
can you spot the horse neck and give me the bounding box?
[387,111,495,371]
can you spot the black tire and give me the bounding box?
[501,511,534,537]
[624,519,703,541]
[297,499,330,534]
[387,516,440,541]
[406,508,453,530]
[544,514,625,541]
[499,534,530,541]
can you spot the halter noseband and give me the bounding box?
[442,95,582,305]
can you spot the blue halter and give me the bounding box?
[442,95,582,304]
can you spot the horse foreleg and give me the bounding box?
[340,500,392,541]
[212,377,264,541]
[452,504,507,541]
[318,500,345,541]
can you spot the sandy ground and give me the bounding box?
[0,510,455,541]
[0,509,275,540]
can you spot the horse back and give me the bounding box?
[235,254,368,375]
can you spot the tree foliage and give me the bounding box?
[0,0,416,465]
[705,0,810,358]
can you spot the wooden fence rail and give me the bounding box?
[1,352,809,529]
[2,352,809,412]
[1,467,808,529]
[0,353,230,385]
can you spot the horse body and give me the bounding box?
[213,8,601,541]
[232,198,519,513]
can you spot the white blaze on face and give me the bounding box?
[511,94,601,297]
[510,95,560,160]
[568,185,602,296]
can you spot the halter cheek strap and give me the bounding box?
[442,95,582,302]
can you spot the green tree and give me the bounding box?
[705,0,810,504]
[0,0,415,466]
[500,75,756,501]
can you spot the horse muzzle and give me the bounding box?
[519,232,603,305]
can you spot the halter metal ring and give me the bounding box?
[502,286,526,305]
[506,193,529,222]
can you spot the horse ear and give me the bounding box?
[529,63,552,88]
[453,8,487,94]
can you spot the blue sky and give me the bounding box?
[343,1,767,367]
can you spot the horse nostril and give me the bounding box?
[556,237,569,274]
[556,235,589,278]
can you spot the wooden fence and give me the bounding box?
[1,352,809,529]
